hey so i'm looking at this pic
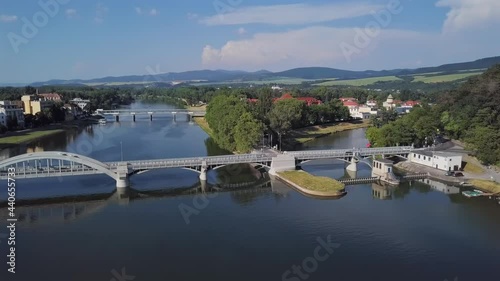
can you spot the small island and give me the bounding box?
[277,170,346,198]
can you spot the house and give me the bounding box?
[0,101,25,128]
[409,151,462,171]
[342,100,359,118]
[366,100,377,107]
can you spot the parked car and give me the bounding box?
[445,171,455,176]
[453,172,464,177]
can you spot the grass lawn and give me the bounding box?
[0,129,65,145]
[314,76,402,86]
[469,179,500,194]
[278,170,345,192]
[412,72,483,83]
[463,161,485,174]
[291,120,371,143]
[192,117,214,138]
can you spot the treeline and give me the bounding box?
[205,89,351,153]
[366,65,500,165]
[0,86,135,111]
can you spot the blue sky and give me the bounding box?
[0,0,499,83]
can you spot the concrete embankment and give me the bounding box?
[276,170,346,199]
[395,161,462,184]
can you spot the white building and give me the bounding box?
[409,151,462,171]
[0,101,25,128]
[383,94,396,110]
[70,98,91,110]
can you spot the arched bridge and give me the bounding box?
[0,146,422,188]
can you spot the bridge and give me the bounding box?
[95,109,206,122]
[0,146,422,188]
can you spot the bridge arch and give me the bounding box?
[0,152,118,180]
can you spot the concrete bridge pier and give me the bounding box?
[148,112,153,121]
[131,113,136,122]
[200,179,207,192]
[199,161,208,181]
[116,163,132,188]
[346,157,358,172]
[115,114,120,122]
[172,112,177,121]
[269,154,296,176]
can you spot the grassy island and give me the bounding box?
[277,170,345,196]
[0,129,65,146]
[469,179,500,194]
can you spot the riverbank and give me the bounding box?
[192,117,214,138]
[468,179,500,194]
[276,170,346,198]
[0,119,98,149]
[0,129,65,148]
[395,161,463,184]
[290,120,371,144]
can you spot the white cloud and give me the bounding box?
[436,0,500,32]
[201,26,498,71]
[187,13,199,20]
[150,9,158,16]
[0,15,17,23]
[237,27,246,35]
[94,3,108,24]
[200,2,384,26]
[135,7,143,15]
[65,9,77,19]
[136,7,158,16]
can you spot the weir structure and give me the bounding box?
[0,146,421,189]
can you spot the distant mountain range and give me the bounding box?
[24,56,500,87]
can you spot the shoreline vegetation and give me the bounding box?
[277,170,346,197]
[290,120,371,144]
[468,179,500,194]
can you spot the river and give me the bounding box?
[0,102,499,281]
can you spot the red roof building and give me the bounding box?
[402,100,420,107]
[340,97,357,102]
[39,93,62,102]
[249,93,322,106]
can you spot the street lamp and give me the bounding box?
[279,132,282,152]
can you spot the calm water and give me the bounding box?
[0,102,499,281]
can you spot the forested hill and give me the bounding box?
[367,64,500,164]
[438,64,500,163]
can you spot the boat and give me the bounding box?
[98,119,107,125]
[461,189,484,198]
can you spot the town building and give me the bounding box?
[70,98,91,110]
[0,101,25,128]
[409,151,462,171]
[248,93,322,106]
[21,95,53,115]
[39,93,62,102]
[366,100,377,107]
[383,94,397,110]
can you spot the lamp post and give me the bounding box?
[279,132,282,152]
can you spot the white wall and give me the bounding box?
[409,152,462,171]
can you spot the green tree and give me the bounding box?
[234,112,264,153]
[269,99,305,135]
